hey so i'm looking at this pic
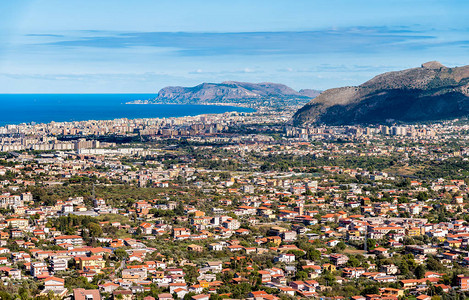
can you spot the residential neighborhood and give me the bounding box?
[1,113,469,300]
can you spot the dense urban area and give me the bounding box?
[2,107,469,300]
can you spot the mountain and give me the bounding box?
[292,62,469,126]
[298,89,322,98]
[132,81,321,107]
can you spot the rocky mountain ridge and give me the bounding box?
[131,81,321,107]
[292,62,469,125]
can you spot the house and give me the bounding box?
[31,262,48,278]
[444,240,462,248]
[73,288,101,300]
[41,276,68,297]
[329,254,349,266]
[322,264,336,272]
[442,252,458,261]
[5,218,28,229]
[327,240,340,247]
[54,235,84,246]
[227,245,243,252]
[76,256,106,273]
[248,291,279,300]
[174,288,188,299]
[206,261,223,273]
[122,268,147,281]
[99,282,120,293]
[51,258,68,273]
[289,280,305,290]
[275,253,295,263]
[258,270,272,283]
[302,265,322,278]
[343,267,366,278]
[380,264,398,275]
[278,286,296,296]
[187,244,204,252]
[222,219,240,230]
[373,247,389,256]
[113,290,133,300]
[130,286,145,295]
[191,295,210,300]
[158,293,174,300]
[400,278,439,290]
[44,276,65,290]
[139,222,154,235]
[380,287,404,297]
[169,283,187,294]
[433,284,450,292]
[167,268,184,275]
[208,243,223,251]
[173,228,190,238]
[158,294,174,300]
[281,231,297,242]
[458,275,469,290]
[0,257,9,265]
[321,214,336,223]
[8,268,21,279]
[0,248,11,255]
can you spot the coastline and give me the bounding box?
[126,99,255,109]
[0,106,256,127]
[0,94,255,127]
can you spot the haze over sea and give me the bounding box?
[0,94,254,126]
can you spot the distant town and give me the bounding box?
[1,107,469,300]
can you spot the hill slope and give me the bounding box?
[292,62,469,125]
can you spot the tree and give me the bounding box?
[184,265,199,285]
[367,239,377,251]
[322,272,335,286]
[183,292,196,300]
[114,248,128,260]
[174,202,184,215]
[296,271,308,280]
[65,275,98,289]
[361,285,379,295]
[135,227,143,236]
[417,191,429,201]
[347,256,361,267]
[88,223,103,237]
[415,264,426,279]
[287,249,305,258]
[426,257,445,272]
[307,248,320,261]
[336,242,346,251]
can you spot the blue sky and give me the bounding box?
[0,0,468,93]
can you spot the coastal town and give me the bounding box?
[1,111,469,300]
[3,0,469,299]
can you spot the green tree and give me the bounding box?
[296,271,308,280]
[307,248,320,261]
[367,239,377,251]
[361,285,379,295]
[114,248,129,260]
[335,241,346,251]
[88,223,103,237]
[415,264,426,279]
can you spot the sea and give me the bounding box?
[0,94,254,126]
